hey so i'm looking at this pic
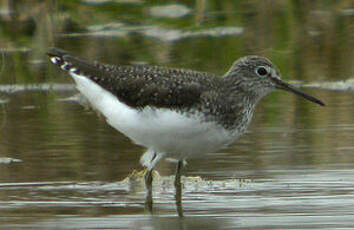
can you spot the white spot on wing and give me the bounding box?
[70,68,78,73]
[61,62,70,71]
[50,57,60,64]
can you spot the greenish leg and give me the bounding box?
[174,160,184,217]
[144,168,153,214]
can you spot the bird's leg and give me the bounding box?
[144,168,153,214]
[174,160,184,217]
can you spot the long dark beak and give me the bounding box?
[273,78,325,106]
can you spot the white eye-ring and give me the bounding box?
[255,66,269,76]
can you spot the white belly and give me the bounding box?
[70,73,240,161]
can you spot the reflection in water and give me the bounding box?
[141,164,185,217]
[1,169,354,229]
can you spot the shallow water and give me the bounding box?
[0,89,353,229]
[0,1,353,229]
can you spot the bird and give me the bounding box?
[47,47,325,215]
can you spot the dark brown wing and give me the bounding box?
[47,47,219,110]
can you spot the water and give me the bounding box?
[0,1,353,229]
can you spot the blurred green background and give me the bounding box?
[0,0,352,84]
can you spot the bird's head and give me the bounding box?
[223,56,325,106]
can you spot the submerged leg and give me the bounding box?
[174,160,184,217]
[141,150,161,214]
[144,168,153,213]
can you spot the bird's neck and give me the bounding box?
[221,72,271,107]
[221,80,259,107]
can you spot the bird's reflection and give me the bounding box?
[144,187,184,217]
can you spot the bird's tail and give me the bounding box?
[47,47,82,74]
[47,47,115,78]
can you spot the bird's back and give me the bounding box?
[47,47,220,111]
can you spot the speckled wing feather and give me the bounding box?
[47,47,219,110]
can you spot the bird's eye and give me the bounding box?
[256,66,268,76]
